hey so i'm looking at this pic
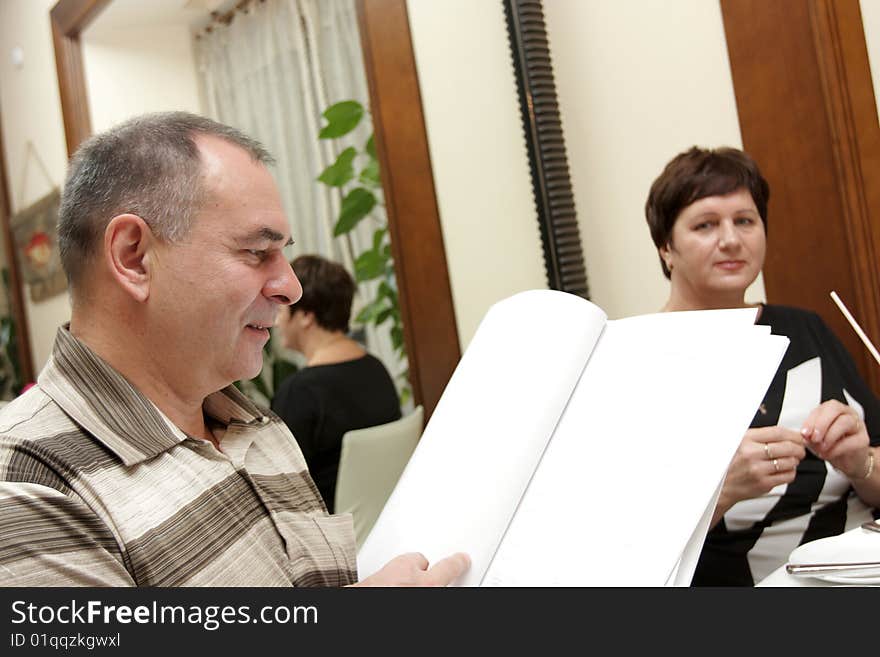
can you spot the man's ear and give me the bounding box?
[104,214,154,303]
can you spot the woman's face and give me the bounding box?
[661,187,766,302]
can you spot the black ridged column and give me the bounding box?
[503,0,589,297]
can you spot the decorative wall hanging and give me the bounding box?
[11,187,67,303]
[12,141,66,303]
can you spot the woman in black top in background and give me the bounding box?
[272,254,401,512]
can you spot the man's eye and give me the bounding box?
[735,217,755,226]
[246,249,268,260]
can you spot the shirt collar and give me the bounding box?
[38,326,270,466]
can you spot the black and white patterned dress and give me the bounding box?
[692,304,880,586]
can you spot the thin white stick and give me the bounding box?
[830,290,880,367]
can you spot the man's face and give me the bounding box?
[148,135,302,391]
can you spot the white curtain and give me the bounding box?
[195,0,406,393]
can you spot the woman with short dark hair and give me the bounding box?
[646,146,880,585]
[272,254,401,513]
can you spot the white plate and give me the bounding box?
[787,526,880,585]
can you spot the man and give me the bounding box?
[0,112,467,586]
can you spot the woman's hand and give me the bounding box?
[713,426,806,525]
[801,399,872,480]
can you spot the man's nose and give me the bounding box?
[264,256,303,305]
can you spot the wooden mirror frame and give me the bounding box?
[50,0,462,418]
[0,109,35,386]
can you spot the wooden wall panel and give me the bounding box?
[50,0,108,155]
[357,0,461,419]
[0,108,35,385]
[722,0,880,392]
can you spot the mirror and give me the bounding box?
[51,0,460,418]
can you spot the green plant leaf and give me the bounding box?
[319,101,364,138]
[399,386,411,406]
[316,110,408,382]
[375,308,393,326]
[390,325,404,351]
[359,159,381,187]
[355,296,387,324]
[354,249,387,281]
[378,281,397,304]
[334,188,377,235]
[317,147,357,187]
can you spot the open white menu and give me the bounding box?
[357,290,789,586]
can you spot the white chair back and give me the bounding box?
[335,405,424,549]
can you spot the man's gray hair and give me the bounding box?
[58,111,275,291]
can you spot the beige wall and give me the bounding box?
[408,0,768,334]
[862,0,880,126]
[544,0,765,319]
[0,2,203,375]
[82,24,203,133]
[0,0,72,373]
[407,0,548,349]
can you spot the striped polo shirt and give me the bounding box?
[0,327,357,586]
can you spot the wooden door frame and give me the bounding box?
[722,0,880,393]
[0,107,35,387]
[50,0,461,419]
[355,1,460,419]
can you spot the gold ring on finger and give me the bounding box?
[772,458,779,473]
[764,443,773,460]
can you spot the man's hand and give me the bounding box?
[351,552,471,587]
